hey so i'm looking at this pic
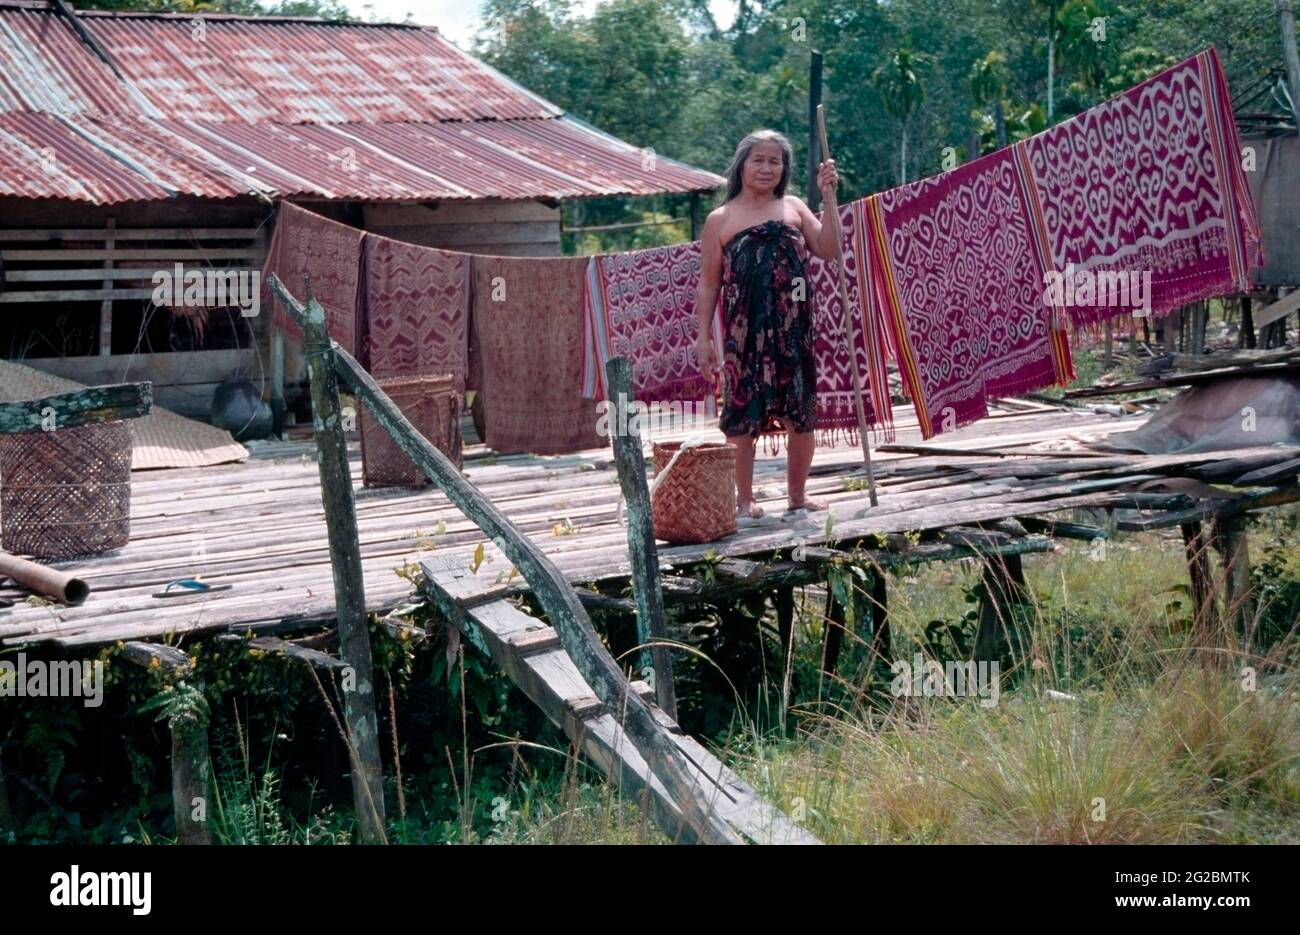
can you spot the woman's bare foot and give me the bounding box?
[786,496,828,513]
[737,500,765,519]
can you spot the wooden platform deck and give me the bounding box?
[3,400,1298,652]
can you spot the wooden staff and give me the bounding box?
[816,104,878,506]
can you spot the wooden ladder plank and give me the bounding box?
[421,557,818,845]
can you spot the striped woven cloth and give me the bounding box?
[864,48,1260,439]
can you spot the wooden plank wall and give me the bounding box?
[0,196,273,419]
[1242,134,1300,288]
[361,199,562,257]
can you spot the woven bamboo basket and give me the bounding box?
[650,441,737,544]
[359,374,463,487]
[0,419,132,560]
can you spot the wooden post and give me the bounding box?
[1103,319,1114,370]
[300,290,387,843]
[268,274,739,844]
[271,329,286,438]
[808,50,824,215]
[820,584,846,679]
[775,585,796,722]
[1212,514,1255,639]
[868,570,891,663]
[0,382,151,434]
[1181,521,1217,646]
[1278,1,1300,121]
[122,643,211,844]
[816,104,879,505]
[972,553,1029,665]
[604,357,677,720]
[689,192,703,241]
[1241,296,1257,349]
[98,217,114,356]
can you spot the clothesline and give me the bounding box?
[262,46,1261,451]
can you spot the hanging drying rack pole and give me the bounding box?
[816,104,879,506]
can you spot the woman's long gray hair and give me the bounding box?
[724,130,793,202]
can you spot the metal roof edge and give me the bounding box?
[557,112,727,189]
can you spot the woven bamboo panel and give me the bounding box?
[359,374,463,487]
[0,420,132,559]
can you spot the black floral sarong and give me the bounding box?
[719,219,817,437]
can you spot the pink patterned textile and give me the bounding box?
[583,241,723,411]
[362,233,470,380]
[807,198,893,442]
[264,202,365,357]
[864,150,1074,440]
[1021,48,1262,329]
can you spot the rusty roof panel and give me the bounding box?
[81,15,560,124]
[0,8,146,116]
[0,5,726,203]
[152,118,725,201]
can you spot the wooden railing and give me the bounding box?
[267,274,748,845]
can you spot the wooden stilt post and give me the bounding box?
[868,570,891,663]
[1181,521,1217,646]
[300,288,387,844]
[122,642,211,844]
[1212,514,1255,640]
[271,329,286,438]
[605,357,677,720]
[775,585,797,724]
[820,584,846,679]
[816,104,879,506]
[972,553,1029,665]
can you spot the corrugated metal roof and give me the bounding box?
[158,117,723,201]
[0,8,146,115]
[0,4,727,204]
[0,112,262,202]
[82,14,561,123]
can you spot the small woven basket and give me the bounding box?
[359,374,463,488]
[650,441,737,544]
[0,420,132,560]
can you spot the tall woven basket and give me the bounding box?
[650,441,737,545]
[0,420,132,560]
[359,374,463,488]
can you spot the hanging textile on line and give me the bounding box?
[583,240,722,411]
[472,254,607,455]
[806,197,895,444]
[362,232,470,382]
[263,202,365,358]
[863,148,1075,440]
[1020,47,1262,330]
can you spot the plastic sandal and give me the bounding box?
[151,578,233,599]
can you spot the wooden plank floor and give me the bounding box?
[2,400,1294,651]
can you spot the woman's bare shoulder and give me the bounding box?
[782,194,813,221]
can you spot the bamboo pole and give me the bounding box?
[816,104,878,506]
[0,552,89,605]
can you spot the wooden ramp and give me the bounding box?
[422,556,818,845]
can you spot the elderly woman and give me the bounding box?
[695,129,841,519]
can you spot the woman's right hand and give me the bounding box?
[696,335,718,387]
